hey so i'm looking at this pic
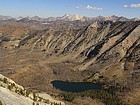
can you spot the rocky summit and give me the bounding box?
[0,16,140,105]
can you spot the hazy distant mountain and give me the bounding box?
[0,14,139,22]
[16,16,44,21]
[105,15,120,21]
[131,17,140,21]
[16,17,30,22]
[29,16,42,21]
[91,16,106,21]
[58,14,89,21]
[0,15,12,21]
[91,15,130,22]
[105,15,129,22]
[16,16,24,20]
[46,17,57,21]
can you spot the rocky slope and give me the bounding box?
[0,20,140,104]
[0,73,65,105]
[16,21,140,67]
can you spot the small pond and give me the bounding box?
[51,80,102,92]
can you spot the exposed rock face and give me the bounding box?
[11,21,139,67]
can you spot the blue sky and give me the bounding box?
[0,0,140,18]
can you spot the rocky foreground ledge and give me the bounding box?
[0,73,65,105]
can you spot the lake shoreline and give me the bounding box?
[51,80,102,92]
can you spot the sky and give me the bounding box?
[0,0,140,18]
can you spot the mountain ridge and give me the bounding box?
[0,14,139,22]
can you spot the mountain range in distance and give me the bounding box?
[0,14,140,22]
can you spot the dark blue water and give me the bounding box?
[51,80,102,92]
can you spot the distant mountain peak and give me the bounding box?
[60,14,88,21]
[111,15,118,18]
[30,16,41,19]
[0,15,12,20]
